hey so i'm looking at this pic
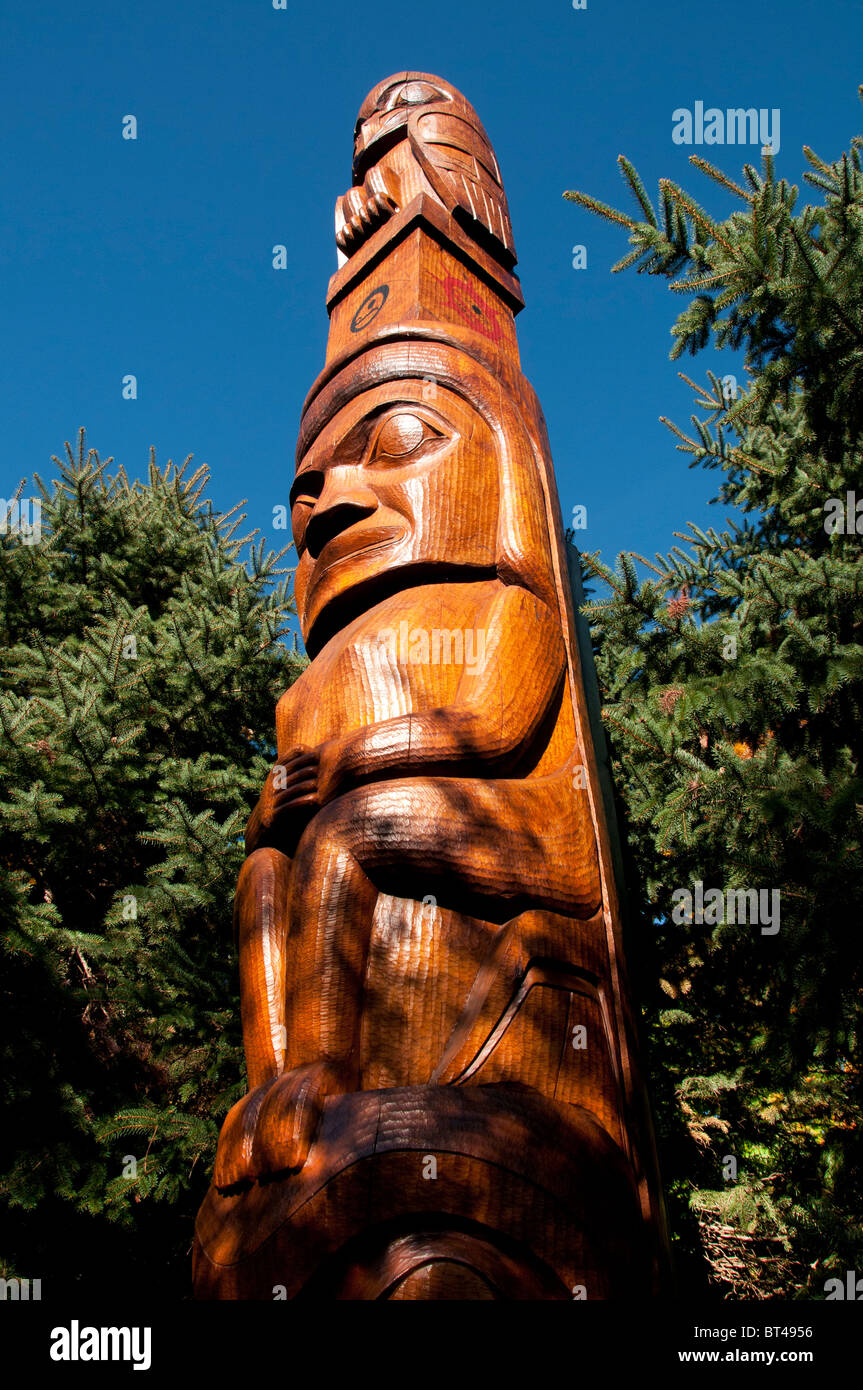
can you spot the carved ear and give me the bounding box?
[489,387,559,613]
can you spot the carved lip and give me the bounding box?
[310,522,405,579]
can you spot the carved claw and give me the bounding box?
[335,189,397,256]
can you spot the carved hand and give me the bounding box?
[245,742,342,854]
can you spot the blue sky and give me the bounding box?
[4,0,861,643]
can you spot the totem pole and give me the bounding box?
[193,72,666,1300]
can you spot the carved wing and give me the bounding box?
[407,106,516,267]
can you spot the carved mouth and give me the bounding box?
[312,523,404,578]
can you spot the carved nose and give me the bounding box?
[305,480,378,559]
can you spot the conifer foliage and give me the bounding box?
[0,431,301,1296]
[566,92,863,1296]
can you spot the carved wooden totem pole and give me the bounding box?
[193,72,665,1300]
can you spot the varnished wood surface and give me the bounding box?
[194,72,666,1299]
[195,1085,648,1300]
[335,73,516,268]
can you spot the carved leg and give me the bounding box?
[277,773,598,1069]
[213,847,291,1189]
[282,798,380,1075]
[218,773,599,1187]
[215,817,380,1188]
[235,847,291,1088]
[231,806,380,1183]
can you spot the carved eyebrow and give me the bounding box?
[296,399,431,476]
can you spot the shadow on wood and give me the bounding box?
[193,70,668,1300]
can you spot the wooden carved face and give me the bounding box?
[291,379,500,651]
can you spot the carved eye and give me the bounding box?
[383,80,446,111]
[369,412,444,463]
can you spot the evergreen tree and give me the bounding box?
[0,430,302,1297]
[565,90,863,1296]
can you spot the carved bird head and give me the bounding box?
[344,72,515,270]
[352,72,482,183]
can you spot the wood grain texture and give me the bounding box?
[335,73,516,268]
[194,72,667,1299]
[194,1086,648,1300]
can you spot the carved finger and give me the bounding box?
[275,754,318,775]
[280,792,319,811]
[274,772,318,796]
[274,766,318,791]
[277,745,314,764]
[273,789,318,813]
[271,767,317,796]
